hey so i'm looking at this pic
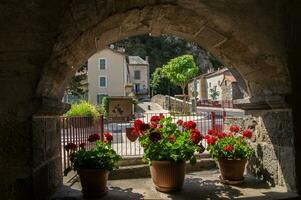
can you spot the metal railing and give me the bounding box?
[60,116,104,173]
[60,111,226,172]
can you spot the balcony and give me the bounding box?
[133,89,148,95]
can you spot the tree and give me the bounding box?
[150,68,182,95]
[161,55,199,95]
[209,88,220,100]
[68,62,88,96]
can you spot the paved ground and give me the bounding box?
[53,170,298,200]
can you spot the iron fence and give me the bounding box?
[60,111,226,172]
[60,116,104,173]
[103,111,226,157]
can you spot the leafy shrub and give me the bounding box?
[204,126,254,160]
[100,97,108,118]
[131,116,204,164]
[66,101,100,119]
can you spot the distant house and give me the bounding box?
[127,56,150,99]
[87,48,149,105]
[188,68,243,101]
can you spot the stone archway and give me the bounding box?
[33,0,296,196]
[0,1,299,200]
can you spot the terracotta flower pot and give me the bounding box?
[218,158,247,182]
[150,161,186,193]
[78,169,109,198]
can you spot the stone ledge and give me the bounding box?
[234,95,288,110]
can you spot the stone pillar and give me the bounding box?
[32,116,62,200]
[226,97,297,191]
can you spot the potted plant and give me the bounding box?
[64,132,121,197]
[65,101,100,128]
[130,116,204,192]
[204,125,254,184]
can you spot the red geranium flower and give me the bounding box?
[224,145,234,152]
[88,133,101,142]
[217,132,227,138]
[105,132,113,142]
[65,143,77,151]
[149,130,161,142]
[208,129,218,136]
[242,129,252,139]
[176,119,183,126]
[229,125,240,133]
[206,136,218,145]
[190,129,202,144]
[79,143,86,149]
[150,116,161,123]
[140,123,151,133]
[134,119,143,129]
[183,121,197,130]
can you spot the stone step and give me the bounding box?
[109,158,217,180]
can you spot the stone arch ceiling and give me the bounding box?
[36,0,291,104]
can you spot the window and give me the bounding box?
[134,70,141,79]
[134,84,140,92]
[209,82,211,87]
[99,58,106,70]
[97,94,108,105]
[99,76,107,87]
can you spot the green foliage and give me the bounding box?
[68,63,88,96]
[138,117,201,164]
[66,101,100,119]
[66,142,121,174]
[132,98,138,105]
[150,68,182,95]
[161,55,198,94]
[100,97,108,118]
[209,88,220,100]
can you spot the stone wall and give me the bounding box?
[151,95,192,112]
[224,109,296,191]
[32,116,62,200]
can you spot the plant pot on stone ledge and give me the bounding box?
[78,169,109,198]
[150,161,186,192]
[204,125,254,185]
[218,158,247,184]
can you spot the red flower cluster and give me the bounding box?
[104,132,113,142]
[183,121,197,130]
[242,129,252,139]
[223,145,234,152]
[65,143,77,151]
[189,129,202,144]
[208,129,218,136]
[217,132,227,138]
[150,116,160,123]
[88,133,101,142]
[229,125,240,132]
[176,119,183,126]
[204,135,218,145]
[133,119,150,135]
[149,130,162,142]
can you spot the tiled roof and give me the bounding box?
[128,56,148,65]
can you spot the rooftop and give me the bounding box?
[128,56,148,65]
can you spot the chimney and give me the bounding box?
[145,56,149,63]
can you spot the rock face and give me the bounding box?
[0,0,300,199]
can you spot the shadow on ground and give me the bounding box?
[52,185,143,200]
